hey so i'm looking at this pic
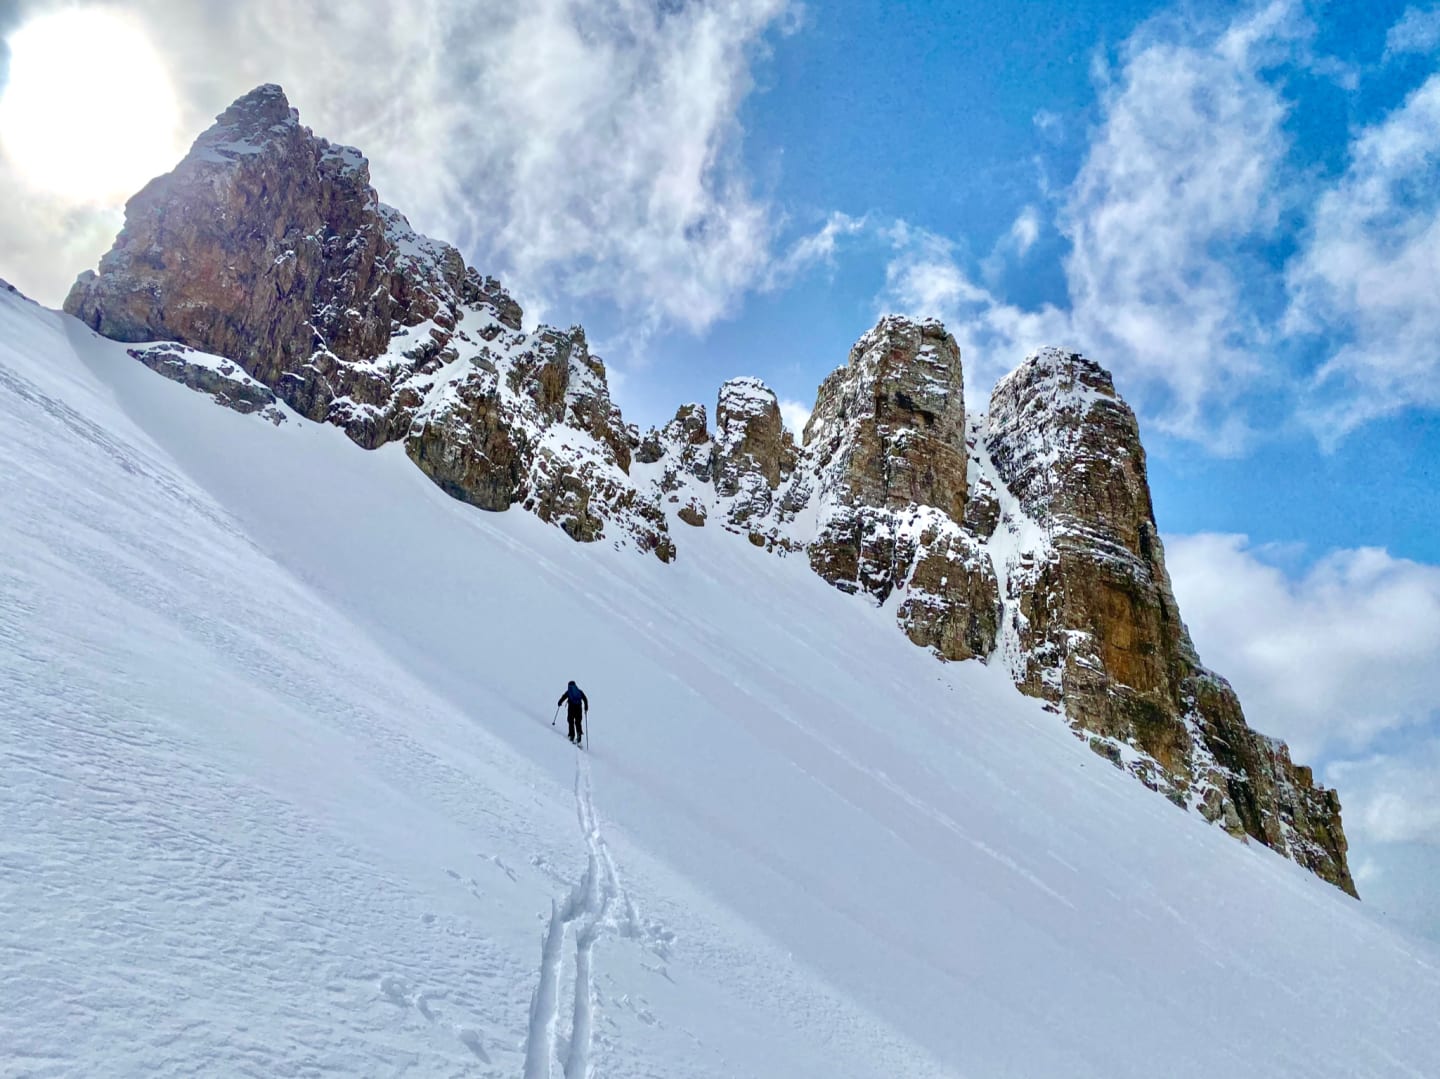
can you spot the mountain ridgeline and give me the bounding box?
[65,84,1353,894]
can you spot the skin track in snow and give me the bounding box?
[524,759,634,1079]
[2,284,1439,1076]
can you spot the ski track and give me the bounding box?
[524,755,644,1079]
[7,291,1440,1078]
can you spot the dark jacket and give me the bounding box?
[558,683,588,717]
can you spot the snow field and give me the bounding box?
[2,286,1438,1077]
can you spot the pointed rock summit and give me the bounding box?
[68,85,1351,894]
[66,83,506,448]
[67,85,670,559]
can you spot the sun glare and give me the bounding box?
[0,7,182,203]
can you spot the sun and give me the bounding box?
[0,7,182,204]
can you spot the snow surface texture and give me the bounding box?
[2,285,1438,1077]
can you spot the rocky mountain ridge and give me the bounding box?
[64,84,1353,894]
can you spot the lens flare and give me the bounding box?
[0,7,183,203]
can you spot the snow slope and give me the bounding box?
[2,283,1438,1077]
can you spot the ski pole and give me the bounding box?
[586,711,591,751]
[552,704,560,727]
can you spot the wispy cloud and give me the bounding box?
[1006,207,1040,257]
[2,0,796,331]
[1385,4,1440,59]
[881,2,1302,448]
[1288,73,1440,441]
[1032,108,1062,136]
[879,1,1440,451]
[1058,1,1299,443]
[764,211,867,290]
[977,206,1042,287]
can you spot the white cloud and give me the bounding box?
[0,177,126,305]
[1166,531,1440,928]
[1032,108,1062,135]
[1325,743,1440,933]
[1164,533,1440,760]
[977,205,1043,288]
[878,2,1440,448]
[1287,73,1440,440]
[1,0,794,331]
[777,397,811,437]
[1058,2,1297,442]
[1385,4,1440,58]
[883,223,1073,393]
[764,211,866,290]
[1352,772,1440,845]
[1008,207,1040,256]
[881,2,1302,445]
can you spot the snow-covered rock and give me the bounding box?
[712,377,795,528]
[805,315,968,516]
[984,348,1352,893]
[6,281,1435,1077]
[66,84,672,560]
[65,83,1350,891]
[127,341,285,425]
[799,317,979,606]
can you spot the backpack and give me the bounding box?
[567,684,583,704]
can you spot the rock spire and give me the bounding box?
[68,84,1352,893]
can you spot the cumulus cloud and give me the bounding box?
[1164,533,1440,760]
[1287,73,1440,440]
[1,0,795,331]
[1385,4,1440,58]
[1341,750,1440,846]
[1166,531,1440,929]
[882,2,1301,446]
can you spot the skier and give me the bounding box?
[557,680,589,746]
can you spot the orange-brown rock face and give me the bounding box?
[896,523,1000,662]
[985,349,1354,895]
[64,85,509,451]
[67,84,671,560]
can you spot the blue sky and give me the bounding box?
[1,0,1438,937]
[551,0,1440,561]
